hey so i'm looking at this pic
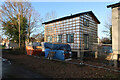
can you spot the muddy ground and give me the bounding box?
[2,49,120,78]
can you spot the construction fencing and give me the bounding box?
[78,43,114,66]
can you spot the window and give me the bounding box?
[84,34,89,49]
[47,36,52,42]
[83,19,89,27]
[57,35,62,43]
[66,34,74,43]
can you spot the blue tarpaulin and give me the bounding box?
[102,46,113,53]
[45,49,65,61]
[44,42,71,51]
[45,48,51,58]
[53,50,65,60]
[44,42,71,61]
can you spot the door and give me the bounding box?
[84,34,89,49]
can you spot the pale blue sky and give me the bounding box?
[31,2,115,39]
[0,2,118,39]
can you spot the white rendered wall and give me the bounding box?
[112,7,120,60]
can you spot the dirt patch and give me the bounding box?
[2,50,120,78]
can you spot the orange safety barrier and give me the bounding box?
[26,46,42,56]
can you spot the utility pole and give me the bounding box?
[18,12,21,49]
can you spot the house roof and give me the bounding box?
[42,11,100,24]
[107,2,120,8]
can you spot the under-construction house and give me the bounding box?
[42,11,100,58]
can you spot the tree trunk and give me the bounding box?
[18,13,21,49]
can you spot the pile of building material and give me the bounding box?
[44,42,72,61]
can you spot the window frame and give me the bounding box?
[83,18,89,27]
[66,33,74,43]
[46,35,52,42]
[83,34,89,49]
[57,35,62,43]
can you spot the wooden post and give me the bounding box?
[95,51,98,59]
[95,45,98,58]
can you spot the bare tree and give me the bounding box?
[44,10,57,21]
[103,13,112,43]
[27,8,42,42]
[0,0,42,47]
[0,1,32,48]
[0,1,31,25]
[31,31,44,42]
[42,11,57,42]
[36,32,44,42]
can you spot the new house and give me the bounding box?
[42,11,100,58]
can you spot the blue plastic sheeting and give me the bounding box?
[44,42,71,51]
[102,46,113,53]
[45,49,65,61]
[109,49,113,53]
[45,48,51,58]
[53,50,65,61]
